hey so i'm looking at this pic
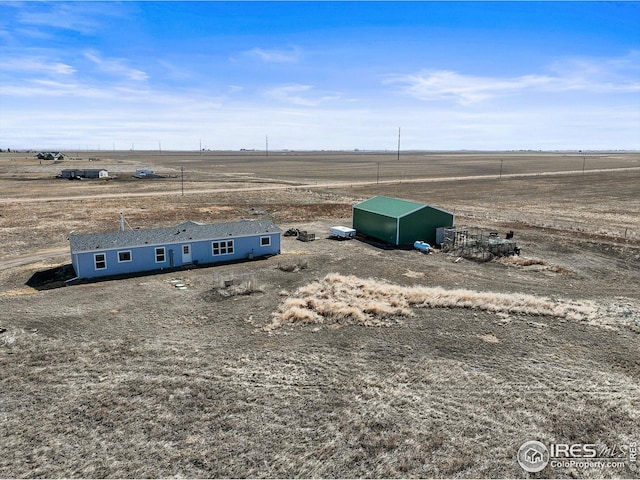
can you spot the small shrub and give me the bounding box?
[277,258,309,272]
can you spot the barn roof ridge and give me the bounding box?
[354,195,453,218]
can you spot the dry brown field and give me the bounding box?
[1,150,639,478]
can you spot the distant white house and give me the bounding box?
[60,169,109,179]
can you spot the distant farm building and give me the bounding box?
[60,169,109,179]
[37,152,68,161]
[353,196,454,246]
[69,219,281,280]
[135,169,155,176]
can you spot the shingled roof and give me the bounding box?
[69,220,281,253]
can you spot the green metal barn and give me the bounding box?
[352,196,454,246]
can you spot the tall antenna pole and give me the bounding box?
[266,135,269,157]
[397,127,401,161]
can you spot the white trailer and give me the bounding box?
[329,226,356,239]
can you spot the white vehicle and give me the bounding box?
[329,226,356,239]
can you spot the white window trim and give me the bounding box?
[155,247,166,263]
[94,253,107,270]
[260,236,271,247]
[117,250,132,263]
[212,240,234,256]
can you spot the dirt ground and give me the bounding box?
[1,151,639,478]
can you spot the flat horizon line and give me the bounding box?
[3,148,639,154]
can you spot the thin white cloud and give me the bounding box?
[385,53,640,104]
[240,47,302,63]
[17,4,100,34]
[84,51,149,82]
[1,56,76,75]
[3,79,131,99]
[156,60,193,81]
[384,70,555,104]
[14,2,132,35]
[12,27,54,40]
[547,51,640,93]
[265,84,340,106]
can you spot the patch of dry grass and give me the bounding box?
[267,273,600,331]
[277,258,309,272]
[497,256,547,267]
[1,267,638,478]
[495,255,569,274]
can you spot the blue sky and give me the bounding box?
[1,1,639,151]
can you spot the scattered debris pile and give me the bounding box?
[297,231,315,242]
[441,226,520,260]
[212,271,260,297]
[168,279,188,290]
[284,228,315,242]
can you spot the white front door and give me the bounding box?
[182,244,192,264]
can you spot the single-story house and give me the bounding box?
[353,196,454,246]
[69,219,281,279]
[60,169,109,179]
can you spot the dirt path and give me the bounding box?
[2,166,639,204]
[0,246,68,271]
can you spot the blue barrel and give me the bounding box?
[414,241,431,252]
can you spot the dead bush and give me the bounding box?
[277,258,309,272]
[266,273,600,331]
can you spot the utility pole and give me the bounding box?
[181,167,184,197]
[499,158,503,179]
[266,135,269,157]
[376,162,380,184]
[582,155,586,174]
[397,127,401,161]
[199,139,202,157]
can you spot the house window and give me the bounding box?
[260,236,271,247]
[212,240,234,256]
[118,250,132,263]
[94,253,106,270]
[155,247,166,263]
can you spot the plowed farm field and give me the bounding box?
[1,151,639,478]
